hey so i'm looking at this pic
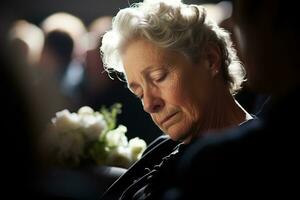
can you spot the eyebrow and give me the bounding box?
[127,64,169,92]
[127,65,155,90]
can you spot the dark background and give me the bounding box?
[4,0,225,25]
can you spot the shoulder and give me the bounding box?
[134,134,179,170]
[163,117,286,198]
[142,134,176,156]
[155,120,263,198]
[178,118,263,177]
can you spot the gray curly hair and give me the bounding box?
[101,0,244,94]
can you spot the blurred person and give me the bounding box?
[8,20,44,67]
[40,30,74,78]
[84,16,114,104]
[0,3,113,200]
[202,1,233,25]
[41,12,87,60]
[40,12,87,109]
[39,30,84,109]
[1,40,43,200]
[88,16,113,51]
[218,4,263,114]
[158,0,300,198]
[1,39,107,200]
[100,0,253,199]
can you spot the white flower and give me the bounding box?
[52,109,81,132]
[44,104,147,168]
[45,125,85,165]
[106,146,132,168]
[78,106,94,116]
[105,125,128,148]
[56,130,85,164]
[79,112,107,141]
[129,137,147,161]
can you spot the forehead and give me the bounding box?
[121,39,172,75]
[122,39,168,64]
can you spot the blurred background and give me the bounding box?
[4,0,226,25]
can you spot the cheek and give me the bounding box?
[180,85,209,126]
[167,80,187,105]
[183,100,204,129]
[171,84,203,122]
[161,69,208,122]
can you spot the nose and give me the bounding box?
[142,86,164,113]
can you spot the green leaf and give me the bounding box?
[100,103,122,132]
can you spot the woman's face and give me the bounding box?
[121,39,216,142]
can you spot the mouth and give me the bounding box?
[160,112,179,126]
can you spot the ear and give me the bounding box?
[204,42,222,78]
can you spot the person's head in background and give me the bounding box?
[233,0,300,97]
[40,12,87,61]
[101,0,251,143]
[8,20,44,67]
[88,16,112,50]
[40,30,74,78]
[85,16,113,94]
[213,1,242,60]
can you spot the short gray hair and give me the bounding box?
[101,0,244,94]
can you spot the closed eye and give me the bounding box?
[152,71,167,82]
[156,73,167,82]
[128,82,143,100]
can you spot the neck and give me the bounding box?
[182,82,253,144]
[198,87,252,135]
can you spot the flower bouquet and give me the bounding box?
[43,104,147,169]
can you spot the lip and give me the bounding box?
[160,112,178,126]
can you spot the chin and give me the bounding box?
[166,125,189,142]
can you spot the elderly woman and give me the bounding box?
[100,0,252,199]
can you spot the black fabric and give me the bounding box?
[162,88,300,198]
[141,135,169,155]
[101,135,179,200]
[101,117,258,199]
[120,143,187,200]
